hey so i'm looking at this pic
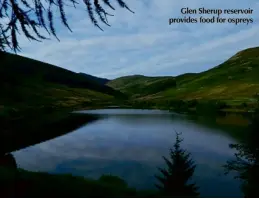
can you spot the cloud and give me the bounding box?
[17,0,259,79]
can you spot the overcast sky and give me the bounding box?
[17,0,259,79]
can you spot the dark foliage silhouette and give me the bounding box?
[155,132,199,198]
[98,174,128,189]
[0,0,133,52]
[0,153,18,197]
[0,153,17,169]
[224,109,259,197]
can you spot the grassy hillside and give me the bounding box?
[108,47,259,104]
[107,75,177,98]
[161,47,259,101]
[2,46,259,112]
[0,51,125,112]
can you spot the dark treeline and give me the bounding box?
[127,98,259,115]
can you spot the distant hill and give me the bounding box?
[0,51,125,111]
[78,73,110,85]
[107,75,176,98]
[2,46,259,112]
[108,47,259,103]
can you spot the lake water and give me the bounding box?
[13,109,242,197]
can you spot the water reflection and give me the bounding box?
[224,113,259,197]
[13,109,242,197]
[1,113,98,154]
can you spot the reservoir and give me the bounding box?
[12,109,243,197]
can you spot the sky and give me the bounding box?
[17,0,259,79]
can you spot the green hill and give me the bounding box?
[2,46,259,113]
[0,51,125,112]
[108,47,259,104]
[107,75,177,98]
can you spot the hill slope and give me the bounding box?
[107,75,177,98]
[78,73,110,85]
[161,47,259,101]
[108,47,259,103]
[0,51,124,111]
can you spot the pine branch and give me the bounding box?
[0,0,133,52]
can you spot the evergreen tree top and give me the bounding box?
[155,132,199,198]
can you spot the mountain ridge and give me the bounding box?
[1,46,259,112]
[108,46,259,103]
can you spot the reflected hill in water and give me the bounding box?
[184,111,251,141]
[0,112,99,154]
[78,108,250,142]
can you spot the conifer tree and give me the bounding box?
[155,132,199,197]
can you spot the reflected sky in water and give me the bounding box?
[13,109,242,197]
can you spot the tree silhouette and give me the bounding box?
[0,0,133,52]
[224,110,259,197]
[0,153,18,197]
[155,132,199,198]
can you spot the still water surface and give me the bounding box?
[13,109,242,197]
